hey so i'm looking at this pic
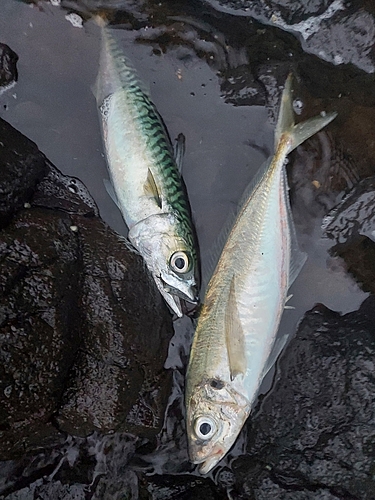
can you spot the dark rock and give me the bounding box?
[32,163,98,217]
[139,473,223,500]
[321,175,375,294]
[0,207,81,459]
[323,175,375,246]
[231,296,375,499]
[203,0,375,73]
[0,117,174,462]
[57,217,172,438]
[220,65,266,107]
[0,43,18,93]
[0,118,48,229]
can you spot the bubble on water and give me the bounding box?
[4,385,12,398]
[293,98,303,115]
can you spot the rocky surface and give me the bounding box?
[0,43,18,94]
[230,296,375,499]
[202,0,375,74]
[0,116,174,470]
[322,175,375,295]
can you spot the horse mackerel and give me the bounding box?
[185,74,337,473]
[95,18,199,317]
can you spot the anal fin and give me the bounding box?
[261,333,288,379]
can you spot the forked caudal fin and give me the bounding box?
[275,73,337,155]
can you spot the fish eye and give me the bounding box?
[170,251,189,274]
[194,416,217,440]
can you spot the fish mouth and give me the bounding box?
[194,450,225,475]
[154,274,198,317]
[160,277,198,305]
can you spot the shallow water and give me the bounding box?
[0,0,374,494]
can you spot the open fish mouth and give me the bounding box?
[155,276,198,317]
[160,277,198,305]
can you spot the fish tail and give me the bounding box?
[93,13,108,28]
[275,73,337,154]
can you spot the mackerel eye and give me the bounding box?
[194,416,216,440]
[170,251,189,274]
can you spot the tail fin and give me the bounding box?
[275,73,337,154]
[93,13,108,28]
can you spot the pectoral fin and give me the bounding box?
[144,168,162,209]
[225,276,247,381]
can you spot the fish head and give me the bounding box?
[128,214,199,316]
[186,378,250,474]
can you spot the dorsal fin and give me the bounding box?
[225,276,247,381]
[144,168,162,209]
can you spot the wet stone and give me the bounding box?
[203,0,375,73]
[0,207,81,459]
[0,116,174,466]
[0,118,48,228]
[322,175,375,294]
[139,474,224,500]
[0,43,18,93]
[220,65,266,107]
[231,296,375,499]
[57,217,173,438]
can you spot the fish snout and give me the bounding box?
[189,443,225,474]
[160,272,199,305]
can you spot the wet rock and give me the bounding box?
[323,175,375,246]
[0,118,48,228]
[0,117,174,461]
[231,296,375,499]
[202,0,375,73]
[32,163,98,217]
[139,474,223,500]
[220,65,266,107]
[321,175,375,294]
[0,43,18,93]
[0,208,81,459]
[57,217,172,438]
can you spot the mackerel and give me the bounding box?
[95,20,199,316]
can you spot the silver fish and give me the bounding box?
[95,19,199,317]
[185,74,337,473]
